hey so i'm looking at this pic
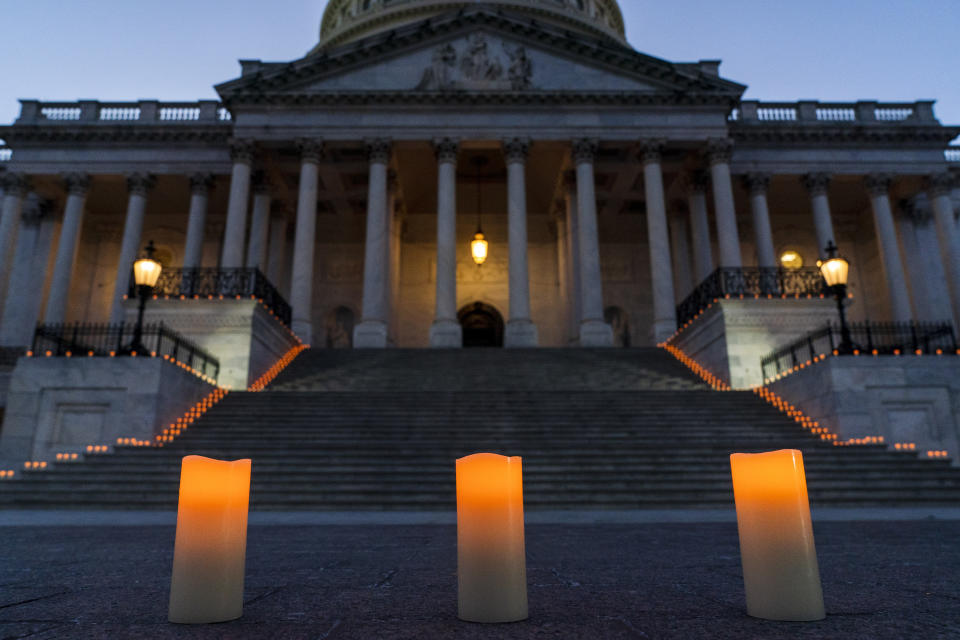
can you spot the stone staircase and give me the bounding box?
[2,348,959,510]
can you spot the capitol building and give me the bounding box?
[1,0,960,473]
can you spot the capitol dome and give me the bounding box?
[317,0,626,50]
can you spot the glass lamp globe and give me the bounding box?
[819,255,849,288]
[133,254,163,288]
[471,232,488,266]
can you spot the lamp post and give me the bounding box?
[818,241,855,354]
[128,240,163,354]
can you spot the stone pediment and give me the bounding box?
[216,7,744,102]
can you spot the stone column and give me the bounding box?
[109,173,155,324]
[266,206,289,288]
[430,138,462,348]
[686,171,714,283]
[220,139,255,269]
[0,174,30,305]
[245,172,271,271]
[572,139,613,347]
[387,173,404,345]
[0,197,53,345]
[44,173,91,325]
[563,172,582,343]
[183,173,213,270]
[503,138,538,347]
[354,139,392,348]
[865,174,913,323]
[802,173,837,256]
[640,140,677,343]
[707,139,742,268]
[552,201,570,339]
[743,173,776,268]
[896,200,936,322]
[290,139,322,344]
[928,173,960,330]
[669,213,694,302]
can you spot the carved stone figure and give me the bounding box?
[415,44,457,91]
[460,34,502,82]
[505,45,533,90]
[416,35,533,91]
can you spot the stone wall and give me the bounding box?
[0,357,215,465]
[768,356,960,464]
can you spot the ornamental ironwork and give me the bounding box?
[128,268,291,327]
[676,267,827,328]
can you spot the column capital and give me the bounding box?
[251,170,272,195]
[296,138,324,163]
[743,172,771,195]
[22,196,52,226]
[365,138,392,165]
[927,172,955,197]
[638,139,666,164]
[126,173,155,196]
[502,137,531,163]
[683,170,710,195]
[706,138,734,166]
[864,173,893,197]
[802,172,831,196]
[571,138,598,165]
[62,172,91,196]
[899,197,933,226]
[433,138,459,164]
[1,173,31,198]
[189,172,215,196]
[229,138,257,164]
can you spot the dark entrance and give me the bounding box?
[458,302,504,348]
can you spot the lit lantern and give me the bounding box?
[133,242,163,289]
[456,453,528,623]
[730,449,825,621]
[471,232,489,266]
[169,456,251,624]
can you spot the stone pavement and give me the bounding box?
[1,517,959,639]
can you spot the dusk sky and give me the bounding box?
[2,0,958,134]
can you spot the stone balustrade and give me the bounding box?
[0,147,11,162]
[731,100,938,125]
[15,100,233,125]
[946,146,960,164]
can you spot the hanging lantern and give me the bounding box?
[471,231,488,265]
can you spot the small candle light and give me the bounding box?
[730,449,825,621]
[169,456,251,624]
[456,453,528,623]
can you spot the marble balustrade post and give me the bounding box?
[640,140,677,343]
[183,174,213,270]
[246,172,271,271]
[928,173,960,330]
[354,139,392,348]
[563,173,582,344]
[707,139,742,268]
[430,138,462,348]
[0,197,53,345]
[743,173,776,268]
[266,206,289,290]
[686,171,714,283]
[220,140,255,269]
[109,173,155,324]
[503,138,538,347]
[669,212,694,302]
[44,173,91,325]
[290,139,323,344]
[865,174,913,323]
[0,173,30,308]
[802,173,837,257]
[572,139,613,347]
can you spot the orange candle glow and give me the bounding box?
[456,453,528,623]
[169,456,251,624]
[730,449,825,621]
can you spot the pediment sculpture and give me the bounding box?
[416,35,534,91]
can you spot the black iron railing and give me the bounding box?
[676,267,827,327]
[760,321,958,382]
[128,268,291,327]
[32,323,220,380]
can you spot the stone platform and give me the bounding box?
[1,514,958,639]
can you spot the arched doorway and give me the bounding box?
[458,302,504,348]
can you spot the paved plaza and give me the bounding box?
[1,514,958,639]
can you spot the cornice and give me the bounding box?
[0,125,232,145]
[731,124,960,146]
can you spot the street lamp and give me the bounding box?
[818,241,855,354]
[129,240,162,354]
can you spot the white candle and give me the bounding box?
[730,449,825,621]
[456,453,528,623]
[168,455,251,624]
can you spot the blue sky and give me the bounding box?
[1,0,958,128]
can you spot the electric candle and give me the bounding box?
[730,449,825,621]
[169,456,251,624]
[456,453,528,623]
